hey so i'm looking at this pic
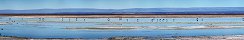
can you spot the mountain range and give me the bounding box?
[1,7,244,14]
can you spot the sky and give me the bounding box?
[0,0,244,10]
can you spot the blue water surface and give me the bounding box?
[1,17,244,39]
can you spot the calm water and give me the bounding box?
[1,16,244,39]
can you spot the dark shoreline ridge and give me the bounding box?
[1,34,244,40]
[1,12,244,15]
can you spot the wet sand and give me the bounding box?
[1,15,244,18]
[63,26,244,30]
[0,22,8,25]
[109,35,244,40]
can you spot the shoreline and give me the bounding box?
[63,26,244,30]
[1,34,244,40]
[1,15,244,18]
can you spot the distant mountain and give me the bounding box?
[1,7,244,14]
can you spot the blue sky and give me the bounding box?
[0,0,244,10]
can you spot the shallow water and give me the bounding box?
[1,16,244,39]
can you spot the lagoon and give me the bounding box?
[1,16,244,39]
